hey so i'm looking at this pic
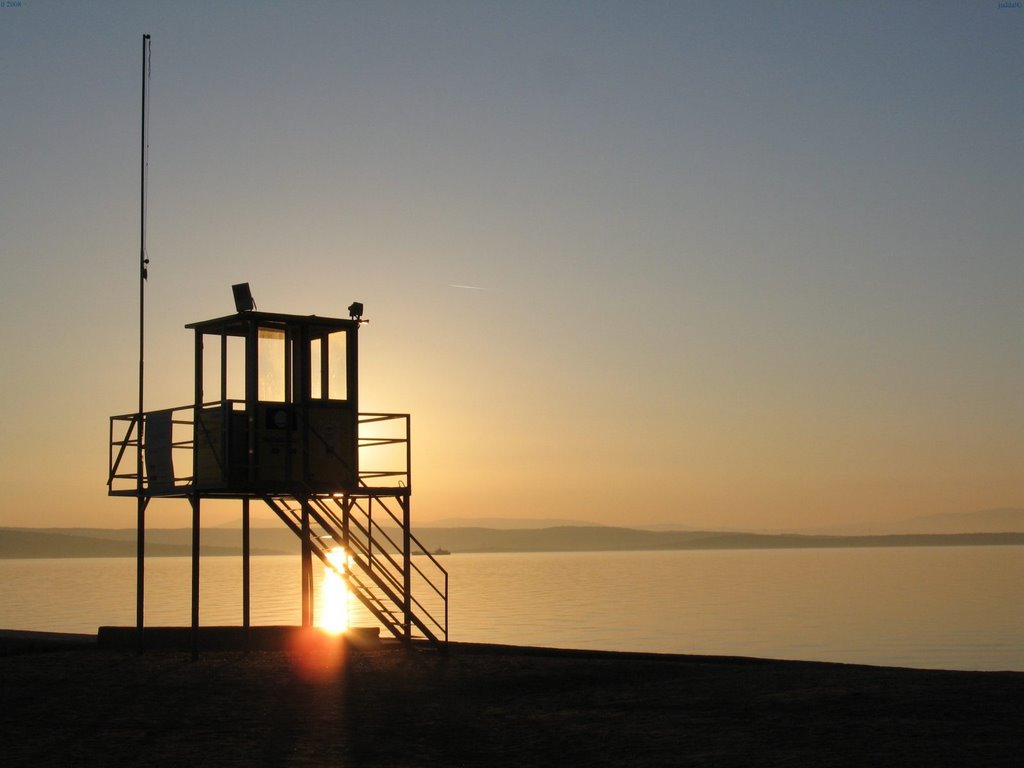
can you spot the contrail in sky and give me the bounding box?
[449,284,488,291]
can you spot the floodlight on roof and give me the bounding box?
[232,283,256,313]
[348,302,365,322]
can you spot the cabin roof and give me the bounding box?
[185,311,359,336]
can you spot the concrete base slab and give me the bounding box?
[0,629,97,656]
[97,625,381,652]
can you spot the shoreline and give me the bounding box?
[2,629,1023,766]
[2,626,1021,673]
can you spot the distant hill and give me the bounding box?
[0,528,296,559]
[3,524,1021,559]
[807,508,1024,536]
[418,517,597,529]
[407,526,1024,554]
[897,508,1024,533]
[212,513,287,529]
[410,508,1024,535]
[0,529,288,559]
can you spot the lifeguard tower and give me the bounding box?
[108,285,448,651]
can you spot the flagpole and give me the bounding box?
[136,32,150,654]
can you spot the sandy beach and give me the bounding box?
[2,631,1022,767]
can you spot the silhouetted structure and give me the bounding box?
[108,286,448,654]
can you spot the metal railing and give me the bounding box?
[357,412,411,490]
[108,404,412,497]
[108,405,196,495]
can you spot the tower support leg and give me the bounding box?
[341,495,351,553]
[402,495,411,640]
[135,495,150,655]
[242,498,250,648]
[301,499,313,627]
[190,494,201,661]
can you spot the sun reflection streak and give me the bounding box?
[320,547,351,634]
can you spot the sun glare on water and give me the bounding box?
[319,547,352,634]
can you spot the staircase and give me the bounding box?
[262,491,448,648]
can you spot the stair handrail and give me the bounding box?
[337,495,448,605]
[308,497,407,598]
[261,494,409,639]
[332,494,448,639]
[355,497,448,602]
[295,491,443,643]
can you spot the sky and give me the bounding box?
[0,1,1020,531]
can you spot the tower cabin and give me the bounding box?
[108,287,448,651]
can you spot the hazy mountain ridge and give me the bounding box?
[3,525,1022,559]
[417,517,598,530]
[415,508,1024,535]
[796,508,1024,536]
[408,527,1024,554]
[0,528,297,559]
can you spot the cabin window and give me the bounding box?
[201,334,246,403]
[309,338,323,400]
[308,330,347,400]
[258,327,286,402]
[327,330,347,400]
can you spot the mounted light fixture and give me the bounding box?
[232,283,256,313]
[348,302,365,322]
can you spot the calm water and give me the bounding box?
[1,547,1020,671]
